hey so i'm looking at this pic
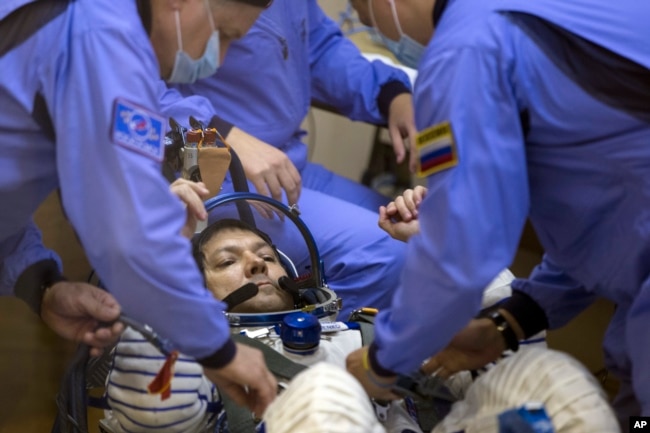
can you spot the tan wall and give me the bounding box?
[0,193,84,432]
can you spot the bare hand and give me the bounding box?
[203,343,278,417]
[346,347,401,401]
[170,178,210,238]
[378,185,427,242]
[387,93,418,173]
[421,318,506,379]
[41,281,124,357]
[249,200,285,221]
[226,127,302,205]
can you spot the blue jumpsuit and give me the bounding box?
[0,0,233,362]
[164,0,413,317]
[369,0,650,417]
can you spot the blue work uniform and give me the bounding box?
[163,0,413,317]
[369,0,650,417]
[0,222,61,294]
[0,0,234,363]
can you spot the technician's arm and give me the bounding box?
[50,23,278,410]
[364,39,605,380]
[1,222,123,355]
[507,255,595,332]
[41,281,124,356]
[307,0,411,124]
[203,343,278,418]
[307,0,415,166]
[169,178,210,239]
[386,93,418,171]
[158,83,302,205]
[362,45,531,377]
[378,186,427,242]
[1,221,62,298]
[48,20,233,364]
[157,80,219,129]
[422,259,594,377]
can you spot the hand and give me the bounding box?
[387,93,419,173]
[41,281,124,357]
[170,178,210,239]
[421,318,506,379]
[203,342,278,417]
[226,127,302,205]
[346,347,401,401]
[378,185,427,242]
[250,200,285,221]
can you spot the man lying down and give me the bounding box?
[101,208,543,433]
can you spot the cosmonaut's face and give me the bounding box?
[201,227,294,313]
[149,0,266,80]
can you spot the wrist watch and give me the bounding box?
[487,310,519,352]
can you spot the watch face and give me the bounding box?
[490,311,504,324]
[488,311,518,352]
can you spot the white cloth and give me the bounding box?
[261,328,361,369]
[103,327,217,433]
[264,362,387,433]
[482,269,517,307]
[445,269,548,401]
[432,348,620,433]
[103,269,531,433]
[362,52,418,88]
[103,327,419,433]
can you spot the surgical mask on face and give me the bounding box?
[368,27,401,55]
[368,0,425,69]
[167,3,220,84]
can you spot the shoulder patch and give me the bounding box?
[112,98,165,161]
[416,121,458,178]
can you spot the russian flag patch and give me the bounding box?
[112,98,165,162]
[416,121,458,178]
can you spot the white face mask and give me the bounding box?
[167,1,220,84]
[368,0,425,69]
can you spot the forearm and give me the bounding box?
[54,26,234,360]
[1,222,64,313]
[498,291,547,339]
[157,80,216,128]
[158,81,236,144]
[14,259,66,316]
[308,1,411,124]
[376,80,411,120]
[510,256,595,330]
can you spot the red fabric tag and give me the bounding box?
[147,350,179,401]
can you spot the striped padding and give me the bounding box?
[432,348,619,433]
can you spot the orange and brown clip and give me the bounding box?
[147,350,180,400]
[116,315,180,401]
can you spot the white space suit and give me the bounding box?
[101,269,544,433]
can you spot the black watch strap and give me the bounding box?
[14,259,66,316]
[487,310,519,352]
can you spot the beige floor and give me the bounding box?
[1,193,619,432]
